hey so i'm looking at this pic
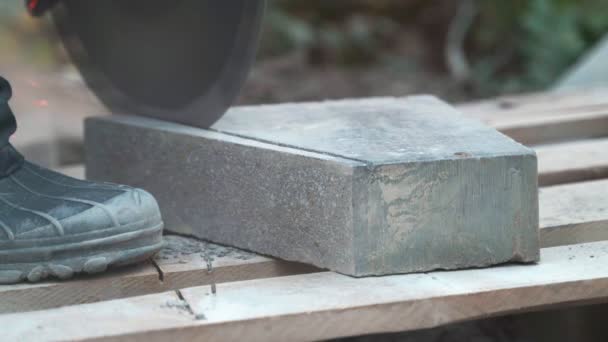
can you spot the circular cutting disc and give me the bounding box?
[53,0,265,128]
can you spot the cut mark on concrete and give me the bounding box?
[209,127,372,165]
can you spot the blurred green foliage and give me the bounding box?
[259,0,412,66]
[472,0,608,94]
[262,0,608,94]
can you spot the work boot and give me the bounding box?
[0,78,164,284]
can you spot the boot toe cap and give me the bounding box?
[104,188,162,227]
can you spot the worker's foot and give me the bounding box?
[0,161,164,284]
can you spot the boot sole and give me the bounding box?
[0,222,164,284]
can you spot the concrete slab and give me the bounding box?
[85,96,539,276]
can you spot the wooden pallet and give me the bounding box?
[2,88,608,342]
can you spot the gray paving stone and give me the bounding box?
[85,96,539,276]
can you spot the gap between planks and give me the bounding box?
[5,240,608,342]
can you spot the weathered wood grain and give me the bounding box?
[1,291,195,342]
[540,179,608,248]
[457,89,608,145]
[0,262,162,315]
[0,235,316,314]
[458,88,608,118]
[154,235,317,294]
[5,240,608,342]
[536,138,608,186]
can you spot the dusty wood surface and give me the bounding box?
[458,88,608,117]
[4,240,608,342]
[536,138,608,186]
[154,236,317,295]
[0,235,316,314]
[456,88,608,145]
[0,263,162,315]
[540,179,608,248]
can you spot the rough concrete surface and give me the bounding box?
[85,96,539,276]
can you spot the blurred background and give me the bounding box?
[0,0,607,165]
[248,0,608,102]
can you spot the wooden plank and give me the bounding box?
[458,88,608,118]
[0,291,196,342]
[0,263,163,315]
[5,240,608,342]
[0,235,316,314]
[540,179,608,248]
[154,235,317,294]
[457,89,608,145]
[536,138,608,186]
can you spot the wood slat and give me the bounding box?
[154,236,317,294]
[0,263,162,315]
[0,291,195,342]
[536,138,608,186]
[0,236,316,314]
[5,240,608,342]
[540,179,608,248]
[458,88,608,117]
[457,89,608,145]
